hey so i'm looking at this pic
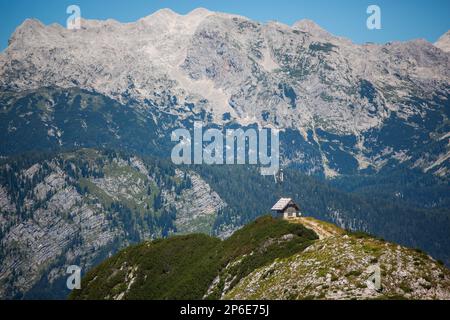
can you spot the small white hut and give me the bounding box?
[271,198,301,219]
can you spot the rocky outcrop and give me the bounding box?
[166,170,226,234]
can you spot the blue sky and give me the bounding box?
[0,0,449,51]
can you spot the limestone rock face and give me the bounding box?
[1,9,449,177]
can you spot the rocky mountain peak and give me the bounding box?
[292,19,332,38]
[139,7,213,26]
[188,7,214,17]
[8,18,46,46]
[139,8,179,24]
[15,18,44,31]
[435,30,450,53]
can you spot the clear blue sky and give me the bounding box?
[0,0,449,51]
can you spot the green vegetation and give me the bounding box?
[70,216,318,300]
[73,234,221,300]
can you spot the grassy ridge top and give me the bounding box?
[71,215,450,300]
[70,216,318,300]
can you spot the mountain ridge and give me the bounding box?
[70,216,450,300]
[1,9,449,178]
